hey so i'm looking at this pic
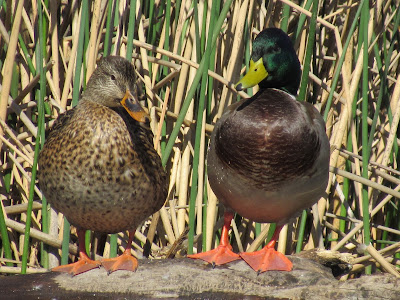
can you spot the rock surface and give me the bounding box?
[1,257,399,299]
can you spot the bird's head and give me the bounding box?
[236,28,301,96]
[83,55,149,123]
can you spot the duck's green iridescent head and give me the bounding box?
[236,28,301,95]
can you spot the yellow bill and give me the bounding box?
[120,89,149,123]
[235,58,268,91]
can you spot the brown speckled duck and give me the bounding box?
[38,56,167,275]
[188,28,330,273]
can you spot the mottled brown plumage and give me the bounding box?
[38,56,167,275]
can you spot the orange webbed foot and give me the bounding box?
[188,211,240,266]
[188,244,240,266]
[52,257,101,276]
[101,251,138,274]
[240,247,292,273]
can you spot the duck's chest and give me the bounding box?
[210,91,321,188]
[51,108,143,176]
[40,104,159,199]
[38,106,166,232]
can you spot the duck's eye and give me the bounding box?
[267,45,280,54]
[110,75,116,81]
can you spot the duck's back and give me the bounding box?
[38,100,167,233]
[207,89,329,224]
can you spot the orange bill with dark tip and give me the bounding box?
[120,89,149,123]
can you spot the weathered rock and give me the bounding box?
[1,257,399,299]
[295,248,354,277]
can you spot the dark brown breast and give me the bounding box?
[213,89,323,191]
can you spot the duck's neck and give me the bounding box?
[258,79,299,96]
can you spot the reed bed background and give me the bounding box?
[0,0,400,281]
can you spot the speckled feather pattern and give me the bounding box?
[39,100,167,233]
[38,57,167,234]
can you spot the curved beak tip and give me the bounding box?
[121,90,150,123]
[235,83,243,91]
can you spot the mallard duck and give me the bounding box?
[188,28,330,273]
[38,56,167,275]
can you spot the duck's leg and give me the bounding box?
[187,211,240,266]
[240,225,292,273]
[52,229,101,275]
[101,230,138,274]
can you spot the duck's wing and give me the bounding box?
[45,107,77,139]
